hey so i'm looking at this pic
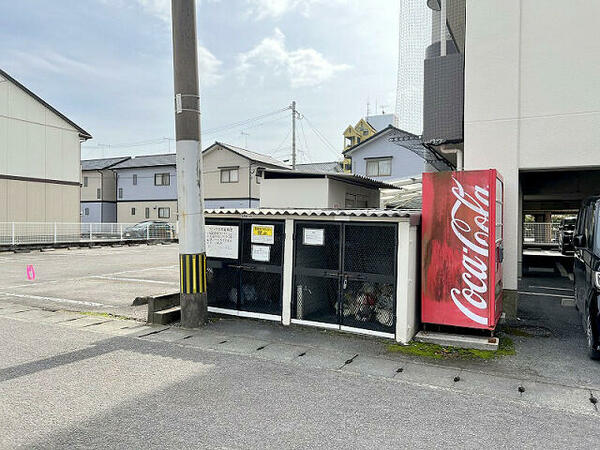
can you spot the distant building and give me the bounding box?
[202,142,290,209]
[261,169,396,209]
[81,157,130,223]
[0,68,92,222]
[343,125,425,182]
[111,154,178,223]
[342,114,399,172]
[295,161,343,174]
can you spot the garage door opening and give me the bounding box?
[518,169,600,357]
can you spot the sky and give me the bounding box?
[0,0,403,164]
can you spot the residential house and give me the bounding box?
[81,157,130,223]
[342,118,376,151]
[343,125,425,182]
[0,68,92,222]
[111,154,177,223]
[202,142,290,209]
[260,169,396,209]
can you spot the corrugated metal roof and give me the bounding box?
[111,153,176,169]
[205,208,418,218]
[81,156,130,171]
[206,142,291,169]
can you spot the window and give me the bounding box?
[145,207,150,219]
[133,174,137,185]
[158,207,170,219]
[366,158,392,177]
[83,176,88,187]
[96,188,101,199]
[154,173,170,186]
[131,207,136,216]
[118,188,123,199]
[84,208,89,216]
[220,168,239,183]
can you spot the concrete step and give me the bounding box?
[153,305,181,325]
[414,331,499,351]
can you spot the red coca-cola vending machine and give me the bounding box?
[421,169,503,330]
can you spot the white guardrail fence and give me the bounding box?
[0,222,178,246]
[522,222,559,246]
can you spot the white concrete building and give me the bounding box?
[423,0,600,310]
[260,169,395,209]
[0,69,92,222]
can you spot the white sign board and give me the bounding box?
[251,224,274,244]
[251,244,270,262]
[206,225,239,259]
[303,228,325,246]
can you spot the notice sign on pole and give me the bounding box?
[206,225,239,259]
[251,224,274,244]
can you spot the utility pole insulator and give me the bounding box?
[171,0,208,328]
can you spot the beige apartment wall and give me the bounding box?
[0,179,80,222]
[203,146,252,200]
[0,78,81,184]
[81,169,117,202]
[117,200,178,223]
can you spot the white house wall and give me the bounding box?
[260,178,330,209]
[463,0,600,292]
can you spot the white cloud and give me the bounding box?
[245,0,349,20]
[136,0,171,23]
[197,45,223,87]
[5,50,98,78]
[237,28,349,88]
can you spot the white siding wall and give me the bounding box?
[261,178,330,209]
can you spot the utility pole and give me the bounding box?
[171,0,207,328]
[291,100,296,169]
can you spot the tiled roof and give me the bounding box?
[110,153,176,169]
[206,142,291,169]
[81,157,130,171]
[295,162,343,173]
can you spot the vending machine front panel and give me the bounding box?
[421,169,501,330]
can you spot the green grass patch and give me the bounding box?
[387,336,515,360]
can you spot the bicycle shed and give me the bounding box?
[204,208,420,343]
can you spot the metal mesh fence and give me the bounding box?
[0,222,177,246]
[293,222,397,333]
[523,223,559,246]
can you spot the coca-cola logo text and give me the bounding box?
[449,177,489,326]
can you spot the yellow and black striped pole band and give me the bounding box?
[179,253,207,294]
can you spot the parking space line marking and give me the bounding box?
[529,285,573,291]
[0,292,110,307]
[92,276,178,285]
[5,265,178,290]
[518,291,574,299]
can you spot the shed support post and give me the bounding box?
[281,218,294,326]
[395,221,419,344]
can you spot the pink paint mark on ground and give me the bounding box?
[26,265,36,281]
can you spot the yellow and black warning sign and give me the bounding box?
[179,253,207,294]
[251,224,274,244]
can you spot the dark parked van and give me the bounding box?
[574,197,600,359]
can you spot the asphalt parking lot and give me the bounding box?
[0,244,179,320]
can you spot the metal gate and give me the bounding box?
[292,221,397,336]
[206,219,284,319]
